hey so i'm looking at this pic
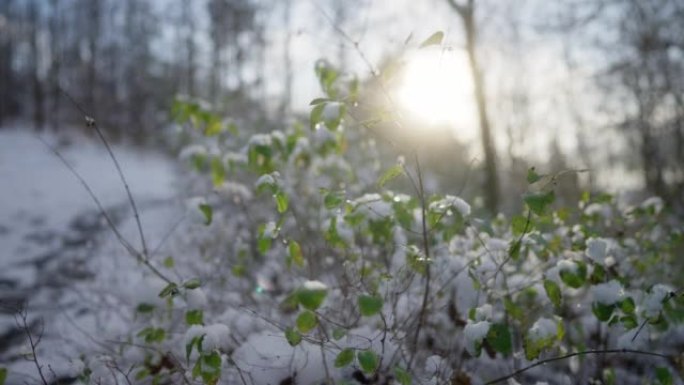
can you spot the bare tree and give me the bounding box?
[28,0,44,130]
[446,0,500,213]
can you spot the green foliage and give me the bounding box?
[357,350,379,374]
[335,348,355,368]
[296,310,318,333]
[0,368,6,385]
[543,280,562,308]
[198,203,213,226]
[486,324,512,356]
[137,327,166,344]
[377,164,404,187]
[186,310,204,325]
[285,328,302,347]
[358,294,383,317]
[297,287,328,311]
[524,190,555,216]
[394,366,412,385]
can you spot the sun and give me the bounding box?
[396,49,478,141]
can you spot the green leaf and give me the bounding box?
[559,261,587,289]
[296,310,318,333]
[656,367,673,385]
[285,328,302,346]
[394,366,411,385]
[288,241,305,268]
[358,295,383,317]
[524,190,555,216]
[508,241,521,261]
[210,156,225,186]
[592,302,615,322]
[275,191,289,213]
[186,310,204,325]
[511,215,531,236]
[620,297,636,314]
[377,164,404,187]
[527,167,542,184]
[298,287,328,310]
[137,327,166,344]
[134,368,150,380]
[136,303,156,313]
[357,350,379,374]
[0,368,7,385]
[543,280,562,308]
[310,98,330,105]
[198,203,213,226]
[310,103,326,130]
[183,278,202,289]
[504,297,524,322]
[486,324,512,356]
[332,328,346,340]
[158,282,178,298]
[163,256,174,268]
[419,31,444,48]
[204,119,222,136]
[335,348,355,368]
[324,190,345,209]
[203,351,221,369]
[620,315,638,330]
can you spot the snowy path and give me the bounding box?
[0,128,183,381]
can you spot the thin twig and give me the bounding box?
[483,348,671,385]
[59,86,150,259]
[15,308,49,385]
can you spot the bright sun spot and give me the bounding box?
[397,49,478,141]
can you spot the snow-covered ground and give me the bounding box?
[0,127,183,382]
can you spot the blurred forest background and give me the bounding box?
[1,0,682,213]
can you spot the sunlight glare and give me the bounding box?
[397,50,478,141]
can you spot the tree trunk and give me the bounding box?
[29,0,44,130]
[448,0,500,213]
[48,0,61,130]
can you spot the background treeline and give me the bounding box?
[0,0,682,211]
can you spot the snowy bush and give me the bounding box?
[11,41,684,385]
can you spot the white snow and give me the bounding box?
[585,237,608,263]
[640,196,664,214]
[591,280,624,305]
[429,195,471,217]
[203,323,231,351]
[528,318,558,342]
[303,280,328,290]
[185,287,208,309]
[463,321,490,356]
[178,144,207,161]
[642,284,673,317]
